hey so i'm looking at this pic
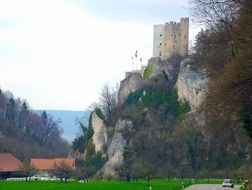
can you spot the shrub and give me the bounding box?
[126,87,191,122]
[167,88,191,121]
[87,112,95,140]
[86,139,95,156]
[126,89,144,105]
[95,107,106,121]
[143,64,152,80]
[84,151,108,177]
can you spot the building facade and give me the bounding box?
[153,18,189,60]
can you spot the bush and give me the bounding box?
[126,87,191,122]
[83,151,108,177]
[143,64,152,80]
[126,89,144,105]
[177,100,191,121]
[86,139,95,156]
[87,112,94,140]
[94,107,106,121]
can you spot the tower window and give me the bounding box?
[160,34,162,37]
[184,35,187,39]
[159,52,162,56]
[160,43,162,46]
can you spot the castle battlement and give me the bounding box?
[153,18,189,60]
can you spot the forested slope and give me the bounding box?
[0,89,69,161]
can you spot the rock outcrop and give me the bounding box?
[146,57,181,81]
[91,112,108,153]
[176,58,208,110]
[118,73,144,105]
[101,119,132,177]
[147,57,174,80]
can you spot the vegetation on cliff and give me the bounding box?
[126,87,190,121]
[190,0,252,175]
[191,0,252,122]
[108,0,252,176]
[73,110,108,178]
[71,0,252,180]
[143,64,152,80]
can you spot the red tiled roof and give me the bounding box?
[31,158,75,170]
[31,159,55,170]
[0,153,23,172]
[54,158,75,169]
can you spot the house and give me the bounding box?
[0,153,23,178]
[31,158,75,171]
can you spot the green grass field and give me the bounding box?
[0,179,225,190]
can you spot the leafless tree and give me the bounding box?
[51,161,74,183]
[99,83,117,122]
[190,0,241,31]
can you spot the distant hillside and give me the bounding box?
[37,110,90,142]
[0,89,69,161]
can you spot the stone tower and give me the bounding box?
[153,18,189,60]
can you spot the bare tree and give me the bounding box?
[190,0,242,32]
[20,162,37,181]
[99,83,117,122]
[51,161,74,183]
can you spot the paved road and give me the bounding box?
[184,184,241,190]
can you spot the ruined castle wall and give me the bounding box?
[153,24,163,58]
[153,18,189,60]
[178,18,189,58]
[162,21,181,60]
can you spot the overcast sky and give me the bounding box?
[0,0,200,111]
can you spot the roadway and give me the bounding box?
[184,184,241,190]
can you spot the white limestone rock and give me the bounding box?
[176,58,208,110]
[147,57,181,81]
[118,73,144,105]
[91,112,108,153]
[101,119,132,177]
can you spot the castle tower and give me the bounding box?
[153,18,189,60]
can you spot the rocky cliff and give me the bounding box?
[94,57,209,177]
[91,112,108,153]
[146,57,180,81]
[118,57,208,109]
[117,73,144,105]
[176,58,208,110]
[100,119,132,177]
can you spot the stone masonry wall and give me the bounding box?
[153,18,189,60]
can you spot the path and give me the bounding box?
[184,184,241,190]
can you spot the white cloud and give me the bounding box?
[0,0,154,110]
[0,0,200,110]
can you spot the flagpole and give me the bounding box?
[131,56,133,71]
[135,50,138,71]
[136,56,137,71]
